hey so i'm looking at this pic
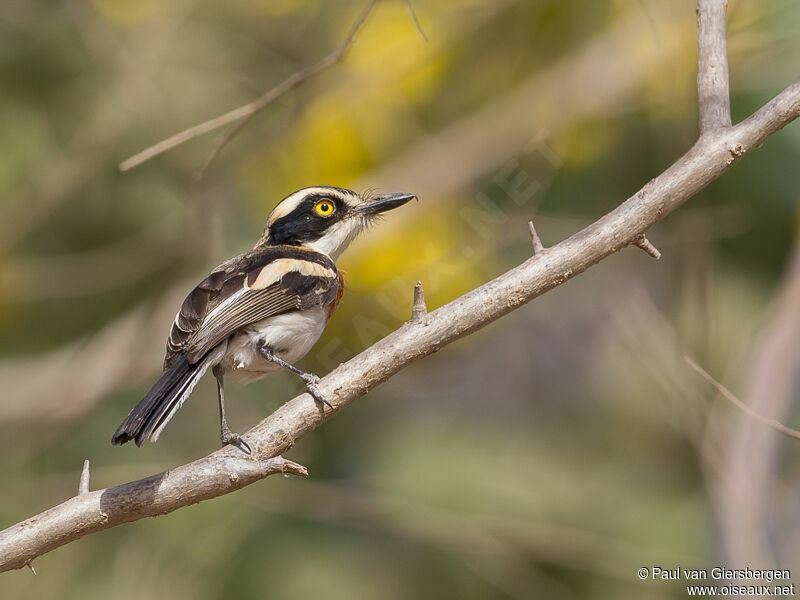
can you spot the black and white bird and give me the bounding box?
[111,186,415,454]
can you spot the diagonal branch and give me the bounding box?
[0,457,308,574]
[1,78,798,573]
[697,0,732,132]
[119,0,379,173]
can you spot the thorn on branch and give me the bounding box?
[25,560,36,575]
[411,281,427,323]
[78,459,91,495]
[279,458,309,478]
[633,234,661,260]
[528,221,545,255]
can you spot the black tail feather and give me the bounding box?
[111,355,197,447]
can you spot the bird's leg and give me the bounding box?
[213,365,251,455]
[258,344,332,409]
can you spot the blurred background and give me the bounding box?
[1,0,799,598]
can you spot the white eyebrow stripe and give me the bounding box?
[266,194,305,226]
[267,187,343,226]
[266,186,361,227]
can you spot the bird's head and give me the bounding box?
[257,186,416,260]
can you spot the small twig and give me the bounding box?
[404,0,429,42]
[632,234,661,259]
[697,0,731,133]
[411,281,427,322]
[25,560,36,575]
[78,460,91,495]
[685,356,800,441]
[528,221,545,255]
[120,0,379,173]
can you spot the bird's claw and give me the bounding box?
[221,429,252,455]
[302,373,321,386]
[303,375,333,409]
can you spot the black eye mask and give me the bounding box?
[268,195,348,245]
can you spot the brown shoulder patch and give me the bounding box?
[325,270,346,322]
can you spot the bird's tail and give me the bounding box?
[111,354,213,447]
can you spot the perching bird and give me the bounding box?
[111,186,415,454]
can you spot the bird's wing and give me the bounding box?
[165,246,339,367]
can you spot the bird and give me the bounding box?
[111,186,415,454]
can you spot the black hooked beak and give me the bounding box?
[359,193,417,215]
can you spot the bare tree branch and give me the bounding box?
[697,0,732,132]
[1,457,308,573]
[684,356,800,441]
[119,0,379,173]
[1,3,799,575]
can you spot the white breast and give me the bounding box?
[221,307,327,382]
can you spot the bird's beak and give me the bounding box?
[359,193,417,215]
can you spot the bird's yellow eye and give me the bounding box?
[314,200,335,216]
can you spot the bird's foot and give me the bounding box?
[302,374,333,409]
[221,427,252,455]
